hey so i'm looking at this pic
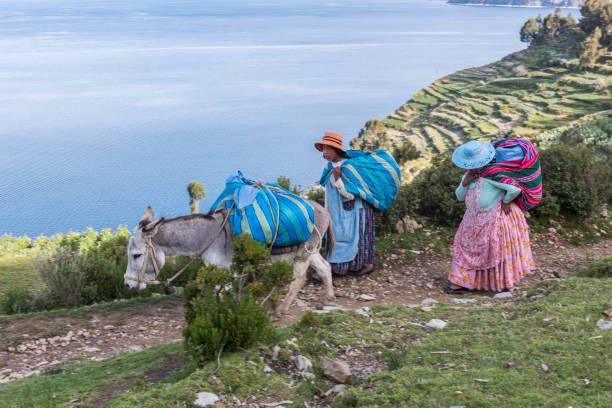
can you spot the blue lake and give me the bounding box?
[0,0,572,237]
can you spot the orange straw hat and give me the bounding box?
[314,131,345,152]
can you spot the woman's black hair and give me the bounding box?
[332,146,348,158]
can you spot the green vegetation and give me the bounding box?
[351,4,611,176]
[3,276,609,407]
[520,8,576,46]
[0,229,203,315]
[0,341,191,408]
[183,235,293,366]
[576,254,611,277]
[187,180,206,214]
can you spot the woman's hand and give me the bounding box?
[501,202,513,214]
[462,172,478,187]
[332,166,342,181]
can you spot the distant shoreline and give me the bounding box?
[449,3,580,9]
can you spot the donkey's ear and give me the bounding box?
[143,217,165,233]
[139,206,154,227]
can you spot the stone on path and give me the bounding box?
[294,355,312,372]
[421,298,438,306]
[356,294,375,301]
[321,358,352,383]
[596,319,612,330]
[450,298,477,304]
[194,392,219,407]
[493,292,513,299]
[425,319,448,330]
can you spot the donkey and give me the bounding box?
[124,203,335,315]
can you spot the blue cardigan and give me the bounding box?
[456,175,521,210]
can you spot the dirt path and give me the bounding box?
[1,233,609,383]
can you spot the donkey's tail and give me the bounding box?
[326,220,335,257]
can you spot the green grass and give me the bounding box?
[0,342,192,408]
[1,277,610,407]
[0,254,42,294]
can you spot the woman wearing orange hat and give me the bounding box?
[315,132,375,277]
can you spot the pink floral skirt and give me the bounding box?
[449,204,533,292]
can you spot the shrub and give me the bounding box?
[575,255,611,278]
[183,235,292,367]
[0,235,32,255]
[306,187,325,207]
[375,182,420,234]
[412,155,466,226]
[82,228,130,303]
[35,245,89,307]
[0,286,54,315]
[533,144,611,220]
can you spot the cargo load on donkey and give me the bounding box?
[210,172,315,249]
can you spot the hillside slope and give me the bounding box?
[351,30,611,177]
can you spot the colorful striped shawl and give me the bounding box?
[320,149,401,211]
[480,138,542,210]
[210,173,314,247]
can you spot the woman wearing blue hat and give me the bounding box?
[446,140,534,293]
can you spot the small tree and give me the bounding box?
[393,140,421,164]
[183,235,293,367]
[187,181,206,214]
[276,176,300,195]
[579,27,605,70]
[520,9,576,46]
[520,16,543,45]
[580,0,612,46]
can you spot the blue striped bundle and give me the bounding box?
[320,149,402,211]
[210,173,314,247]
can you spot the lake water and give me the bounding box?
[0,0,571,237]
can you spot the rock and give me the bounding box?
[194,392,220,407]
[507,362,516,368]
[596,319,612,330]
[425,319,447,330]
[168,286,184,295]
[294,355,312,372]
[295,299,308,307]
[603,308,612,318]
[312,306,349,314]
[493,292,513,299]
[356,294,375,301]
[547,227,556,234]
[541,364,549,373]
[263,365,274,374]
[420,298,438,306]
[420,307,433,312]
[138,326,147,331]
[355,307,370,317]
[321,358,352,383]
[103,325,115,331]
[128,345,143,352]
[272,345,281,360]
[450,298,477,304]
[325,384,346,397]
[84,347,101,352]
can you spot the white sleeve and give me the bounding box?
[331,176,355,201]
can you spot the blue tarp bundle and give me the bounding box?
[319,149,401,211]
[210,172,315,247]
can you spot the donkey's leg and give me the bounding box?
[310,253,335,304]
[276,260,308,316]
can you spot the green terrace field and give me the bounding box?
[353,30,611,174]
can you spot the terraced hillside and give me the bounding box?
[351,29,611,177]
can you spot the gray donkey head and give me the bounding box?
[124,206,165,290]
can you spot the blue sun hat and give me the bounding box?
[452,140,495,169]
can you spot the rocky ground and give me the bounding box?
[1,232,609,384]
